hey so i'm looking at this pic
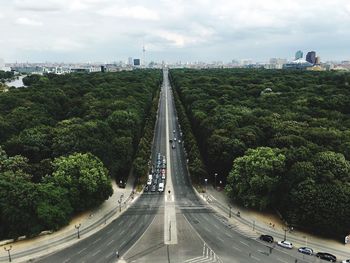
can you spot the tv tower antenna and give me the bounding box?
[142,42,146,68]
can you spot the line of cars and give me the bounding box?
[259,234,347,262]
[145,153,166,193]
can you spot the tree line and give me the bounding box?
[0,70,161,239]
[169,68,350,238]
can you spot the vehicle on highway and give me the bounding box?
[277,240,293,249]
[342,259,350,263]
[173,129,175,133]
[172,144,175,149]
[158,182,164,192]
[178,139,181,143]
[150,184,156,192]
[298,247,313,255]
[259,234,273,243]
[316,252,337,262]
[147,178,152,186]
[174,137,176,141]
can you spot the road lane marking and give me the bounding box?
[217,236,224,243]
[92,237,101,244]
[232,245,242,252]
[277,258,288,263]
[91,249,101,257]
[252,255,261,261]
[225,232,232,238]
[77,247,87,254]
[106,239,114,246]
[240,241,249,247]
[120,240,126,247]
[107,228,114,234]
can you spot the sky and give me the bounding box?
[0,0,350,63]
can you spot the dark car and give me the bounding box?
[144,185,149,192]
[298,247,313,255]
[316,252,336,262]
[259,234,274,243]
[150,184,156,192]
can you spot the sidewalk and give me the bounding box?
[0,175,138,263]
[201,185,350,261]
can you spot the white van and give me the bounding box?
[158,182,164,192]
[147,178,152,186]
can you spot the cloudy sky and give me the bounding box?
[0,0,349,63]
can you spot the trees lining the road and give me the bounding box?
[0,70,161,239]
[169,68,350,238]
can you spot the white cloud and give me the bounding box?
[0,0,349,62]
[98,5,160,21]
[15,17,43,26]
[14,0,65,11]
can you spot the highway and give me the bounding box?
[37,69,316,263]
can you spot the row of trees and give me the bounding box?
[0,70,162,239]
[0,70,14,83]
[170,68,350,238]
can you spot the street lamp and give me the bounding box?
[75,223,81,239]
[282,226,288,241]
[214,173,218,190]
[4,246,12,262]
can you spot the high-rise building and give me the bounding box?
[295,50,303,60]
[306,51,316,65]
[315,56,321,65]
[133,59,140,66]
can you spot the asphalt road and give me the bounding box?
[123,69,315,263]
[37,69,326,263]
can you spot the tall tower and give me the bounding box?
[142,44,146,68]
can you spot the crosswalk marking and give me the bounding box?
[184,243,223,263]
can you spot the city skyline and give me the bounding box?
[0,0,350,63]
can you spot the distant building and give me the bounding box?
[295,50,303,60]
[128,57,133,66]
[133,59,141,66]
[306,51,316,65]
[269,58,287,69]
[283,58,313,70]
[0,58,4,70]
[315,56,321,65]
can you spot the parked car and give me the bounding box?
[144,185,149,192]
[259,235,274,243]
[316,252,337,262]
[298,247,313,255]
[277,240,293,249]
[147,178,152,186]
[158,182,164,192]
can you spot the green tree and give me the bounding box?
[48,153,113,211]
[226,147,286,210]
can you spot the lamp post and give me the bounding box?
[214,173,218,189]
[282,226,288,241]
[75,223,81,239]
[4,246,12,262]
